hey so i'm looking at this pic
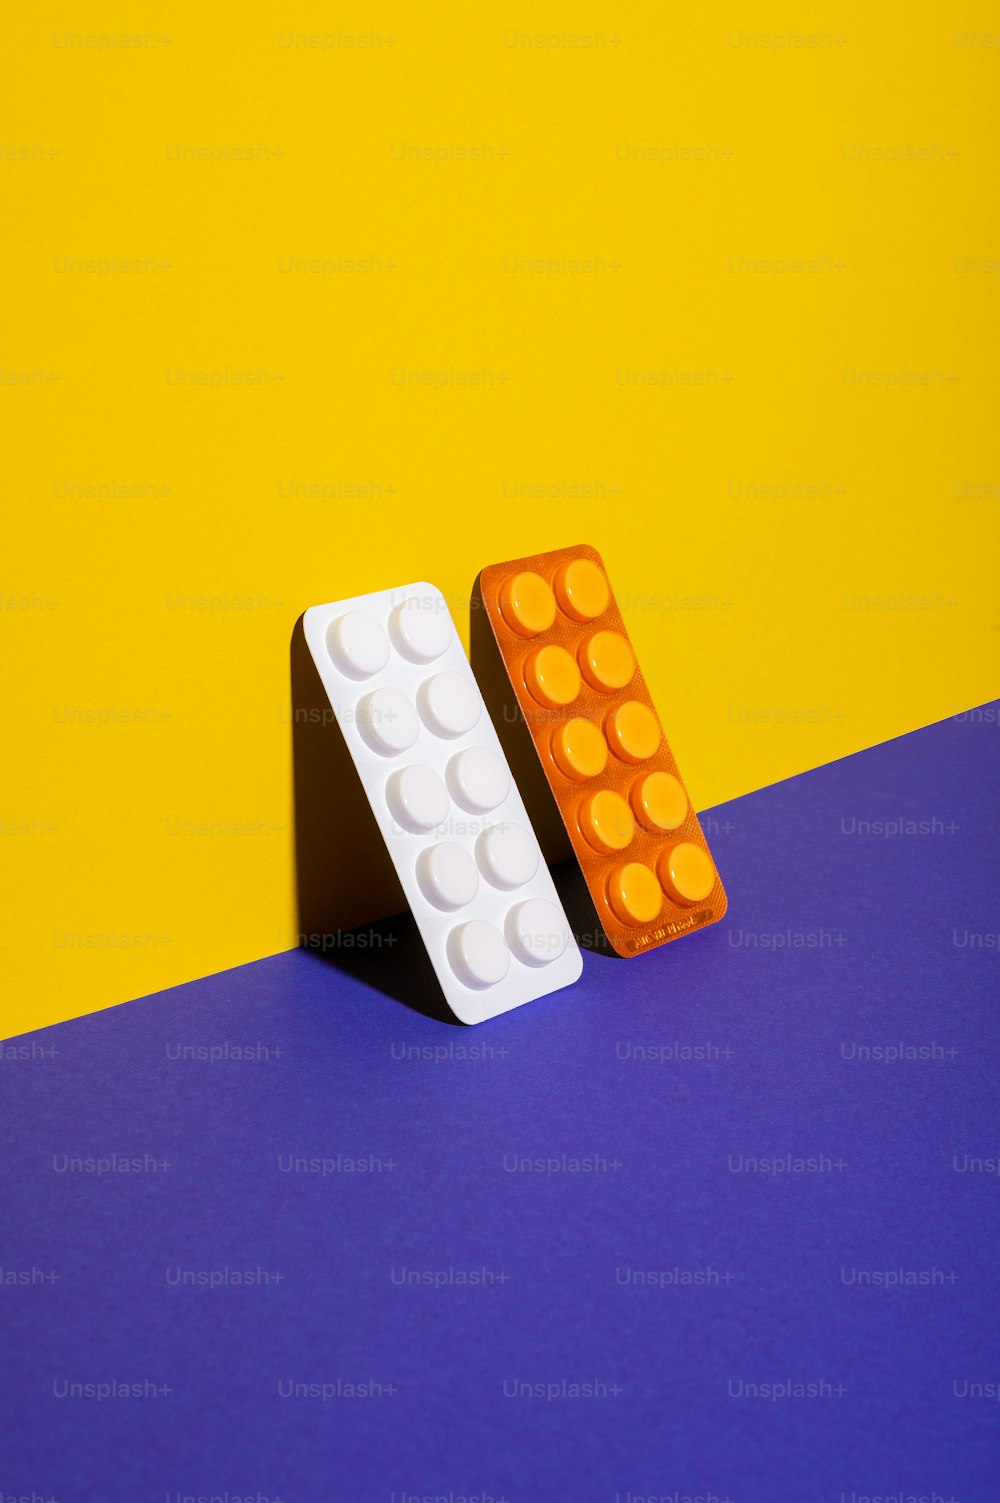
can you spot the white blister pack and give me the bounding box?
[302,584,583,1023]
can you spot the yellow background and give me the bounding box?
[3,4,998,1038]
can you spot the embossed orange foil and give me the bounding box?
[477,544,727,957]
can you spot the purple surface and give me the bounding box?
[3,706,999,1502]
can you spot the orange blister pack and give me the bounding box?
[477,544,727,957]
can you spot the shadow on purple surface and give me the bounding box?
[301,910,460,1026]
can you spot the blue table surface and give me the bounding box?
[3,707,999,1502]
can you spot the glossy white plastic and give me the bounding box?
[302,584,583,1023]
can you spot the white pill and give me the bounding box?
[417,842,479,911]
[357,688,420,755]
[476,823,540,890]
[390,595,454,663]
[326,611,390,679]
[448,919,511,988]
[447,747,510,813]
[506,898,570,967]
[419,672,483,739]
[385,765,450,833]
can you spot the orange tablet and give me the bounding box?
[477,544,727,957]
